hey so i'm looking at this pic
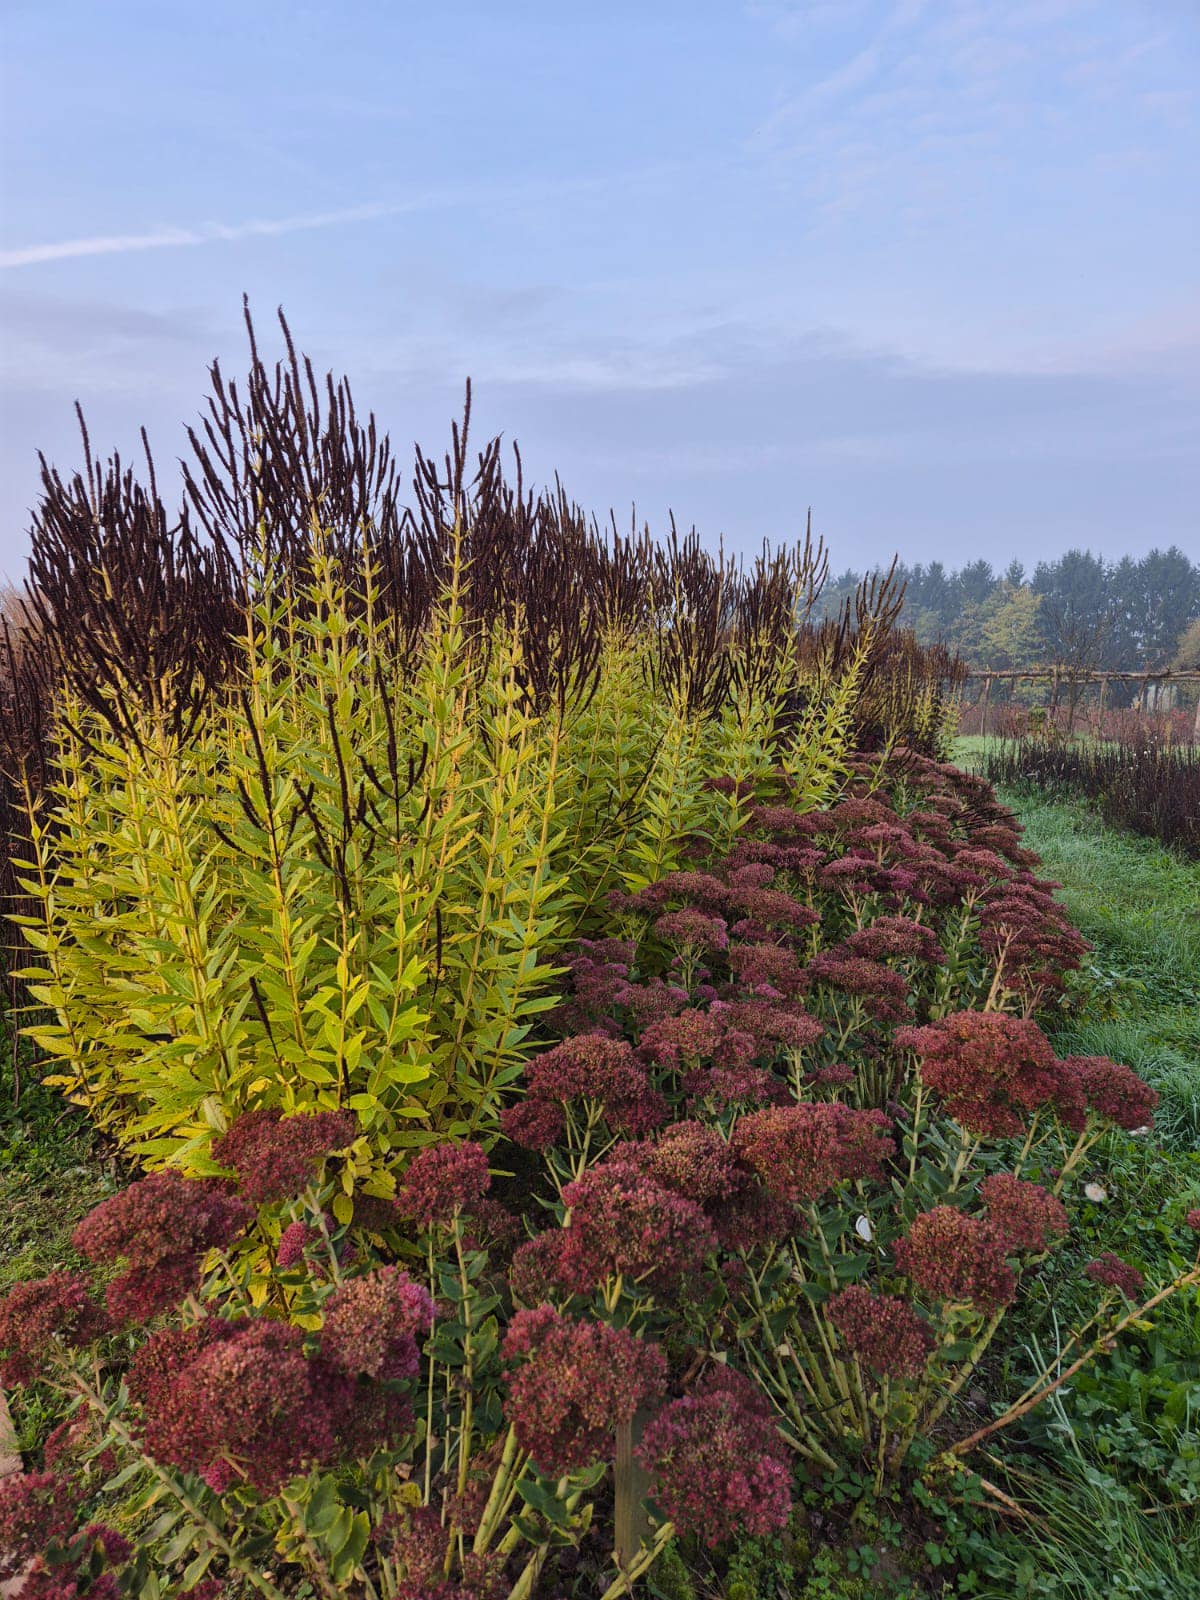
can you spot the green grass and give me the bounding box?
[940,757,1200,1599]
[1,1022,117,1454]
[984,782,1200,1152]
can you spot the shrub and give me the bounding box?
[983,736,1200,856]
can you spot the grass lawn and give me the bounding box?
[979,773,1200,1151]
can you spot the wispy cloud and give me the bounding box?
[0,198,435,270]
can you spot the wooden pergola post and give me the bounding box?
[979,673,992,740]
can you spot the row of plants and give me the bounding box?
[0,308,965,1095]
[957,704,1195,746]
[956,778,1200,1599]
[982,737,1200,857]
[4,751,1198,1597]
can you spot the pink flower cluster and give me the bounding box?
[212,1107,357,1205]
[0,1472,76,1581]
[636,1368,791,1548]
[127,1310,412,1494]
[980,1173,1069,1253]
[893,1206,1016,1313]
[627,1121,742,1205]
[395,1141,491,1228]
[653,908,729,952]
[1062,1055,1159,1132]
[804,952,912,1022]
[320,1267,434,1381]
[0,1273,105,1387]
[556,1158,717,1297]
[826,1285,933,1379]
[731,1103,893,1204]
[897,1012,1076,1137]
[1085,1253,1146,1301]
[501,1035,667,1150]
[72,1171,251,1323]
[501,1305,666,1476]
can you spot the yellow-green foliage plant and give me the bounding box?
[5,309,928,1184]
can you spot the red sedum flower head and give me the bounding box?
[893,1206,1015,1313]
[128,1317,341,1493]
[320,1267,434,1381]
[395,1142,490,1228]
[826,1285,933,1380]
[636,1367,791,1549]
[896,1012,1073,1138]
[629,1121,743,1204]
[558,1159,717,1298]
[637,1009,721,1069]
[1085,1253,1145,1300]
[212,1107,357,1205]
[502,1305,666,1476]
[0,1472,76,1579]
[1061,1056,1158,1131]
[980,1173,1069,1253]
[501,1035,667,1150]
[0,1273,106,1387]
[731,1103,893,1204]
[276,1219,316,1268]
[73,1171,251,1323]
[653,909,729,952]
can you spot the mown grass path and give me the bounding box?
[990,783,1200,1150]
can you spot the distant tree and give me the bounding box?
[1135,547,1200,670]
[982,584,1042,670]
[922,562,954,627]
[958,559,995,607]
[1174,618,1200,740]
[945,599,988,664]
[1175,616,1200,671]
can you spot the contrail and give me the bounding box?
[0,199,423,269]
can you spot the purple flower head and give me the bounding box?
[320,1267,434,1381]
[1062,1056,1158,1132]
[502,1305,666,1476]
[395,1142,490,1228]
[276,1219,317,1268]
[731,1103,893,1205]
[896,1012,1075,1138]
[0,1472,76,1579]
[727,942,808,998]
[653,909,729,953]
[826,1286,933,1379]
[557,1159,717,1298]
[637,1009,721,1069]
[636,1369,791,1548]
[0,1273,106,1387]
[212,1107,357,1205]
[128,1317,341,1493]
[1085,1253,1145,1301]
[980,1173,1069,1253]
[73,1171,251,1323]
[501,1035,667,1150]
[626,1121,743,1205]
[893,1207,1015,1313]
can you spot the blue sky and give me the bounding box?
[1,0,1197,578]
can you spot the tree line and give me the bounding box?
[817,548,1200,688]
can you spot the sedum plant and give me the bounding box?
[4,755,1197,1600]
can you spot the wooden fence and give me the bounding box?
[963,668,1200,740]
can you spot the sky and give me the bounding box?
[1,0,1197,580]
